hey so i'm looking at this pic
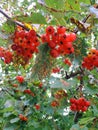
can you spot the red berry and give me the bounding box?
[50,49,60,58]
[38,82,43,88]
[64,58,72,66]
[52,32,59,42]
[19,114,28,121]
[51,100,59,107]
[85,101,90,107]
[24,89,32,94]
[46,26,55,35]
[81,106,88,112]
[70,98,76,103]
[66,33,76,42]
[52,67,60,73]
[16,76,24,83]
[48,41,56,49]
[41,34,49,43]
[11,44,18,51]
[70,104,77,111]
[12,84,18,88]
[57,26,66,34]
[35,104,40,110]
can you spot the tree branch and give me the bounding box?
[73,14,91,33]
[38,2,66,13]
[0,8,41,38]
[74,111,82,123]
[65,67,84,79]
[0,8,30,31]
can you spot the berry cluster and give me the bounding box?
[51,100,59,107]
[54,89,67,99]
[52,67,60,73]
[82,49,98,70]
[11,28,40,66]
[19,114,28,121]
[24,89,35,97]
[41,26,76,58]
[64,58,72,66]
[0,47,13,64]
[70,97,90,112]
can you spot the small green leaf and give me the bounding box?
[92,105,98,117]
[16,13,47,24]
[2,20,16,34]
[1,107,14,113]
[79,117,95,125]
[70,124,80,130]
[10,118,19,123]
[45,0,66,10]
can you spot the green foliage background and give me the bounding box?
[0,0,98,130]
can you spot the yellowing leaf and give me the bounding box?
[24,23,32,30]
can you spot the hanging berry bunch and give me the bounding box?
[0,47,13,64]
[51,100,59,107]
[19,114,28,121]
[41,26,76,58]
[11,28,40,66]
[54,89,67,100]
[82,48,98,70]
[70,97,90,112]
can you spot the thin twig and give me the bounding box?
[0,8,29,31]
[0,8,41,38]
[38,2,82,15]
[73,14,91,33]
[65,68,84,79]
[38,2,66,13]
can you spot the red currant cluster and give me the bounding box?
[70,97,90,112]
[51,100,59,107]
[23,89,35,97]
[54,89,67,99]
[19,114,28,121]
[64,58,72,66]
[11,29,40,66]
[41,26,76,58]
[0,47,13,64]
[52,67,60,73]
[82,49,98,70]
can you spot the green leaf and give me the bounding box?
[10,118,19,123]
[65,0,90,11]
[37,1,66,25]
[4,126,16,130]
[70,124,80,130]
[80,127,88,130]
[84,86,98,95]
[79,117,95,125]
[2,20,16,34]
[80,0,90,4]
[0,107,14,113]
[45,0,66,10]
[28,120,40,128]
[92,105,98,117]
[70,124,88,130]
[16,13,47,24]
